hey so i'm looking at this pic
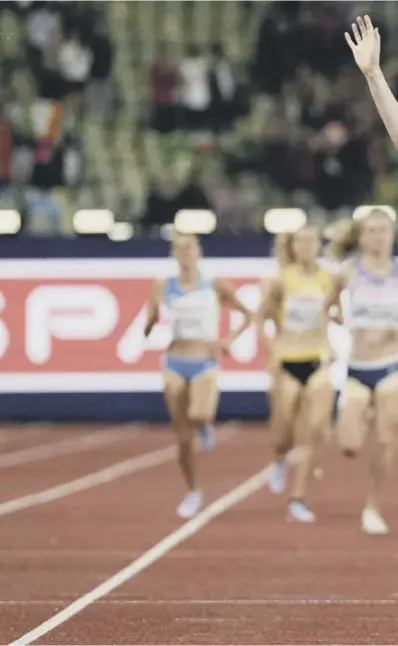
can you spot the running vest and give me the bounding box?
[278,264,333,361]
[163,275,219,341]
[347,258,398,330]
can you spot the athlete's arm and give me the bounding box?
[323,272,348,317]
[346,16,398,149]
[144,279,164,338]
[256,277,280,347]
[214,278,252,351]
[257,276,282,325]
[256,275,283,367]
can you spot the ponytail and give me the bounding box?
[326,218,361,260]
[327,209,394,260]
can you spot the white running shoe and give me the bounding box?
[198,424,215,450]
[287,500,316,523]
[312,467,324,480]
[267,460,287,494]
[177,491,203,520]
[361,507,389,535]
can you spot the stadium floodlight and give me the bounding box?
[174,209,217,234]
[352,204,396,222]
[107,222,134,241]
[0,210,21,234]
[264,208,307,234]
[73,209,114,234]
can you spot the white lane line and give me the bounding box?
[0,424,235,518]
[1,598,397,606]
[0,444,175,517]
[8,463,270,645]
[0,427,137,469]
[0,548,396,559]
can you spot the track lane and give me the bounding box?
[0,425,244,643]
[32,436,398,646]
[0,427,174,502]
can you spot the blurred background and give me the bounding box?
[1,0,398,238]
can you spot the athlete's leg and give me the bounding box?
[188,367,220,428]
[363,372,398,534]
[288,366,334,522]
[163,369,195,492]
[268,369,302,494]
[193,369,218,450]
[336,378,371,457]
[169,366,219,517]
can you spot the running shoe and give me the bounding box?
[361,506,389,535]
[177,491,203,519]
[267,460,287,494]
[287,499,316,523]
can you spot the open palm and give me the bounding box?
[345,15,380,76]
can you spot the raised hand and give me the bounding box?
[345,15,380,76]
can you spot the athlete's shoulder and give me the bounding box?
[280,263,303,288]
[279,263,295,280]
[163,276,178,300]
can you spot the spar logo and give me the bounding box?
[0,280,267,372]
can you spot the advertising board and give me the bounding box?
[0,258,278,394]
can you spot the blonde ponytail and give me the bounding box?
[326,218,361,260]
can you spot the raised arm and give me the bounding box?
[144,279,164,338]
[346,16,398,149]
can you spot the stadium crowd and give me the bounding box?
[1,1,397,235]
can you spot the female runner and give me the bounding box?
[144,232,252,519]
[257,234,288,493]
[257,224,335,522]
[326,209,398,535]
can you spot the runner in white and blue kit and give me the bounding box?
[326,209,398,535]
[144,233,251,519]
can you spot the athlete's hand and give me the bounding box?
[218,339,231,355]
[321,346,337,367]
[209,339,230,356]
[345,16,381,76]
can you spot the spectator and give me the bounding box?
[208,44,236,132]
[252,2,306,95]
[208,172,263,232]
[312,121,372,211]
[173,172,212,213]
[141,175,179,231]
[179,45,210,131]
[35,21,66,101]
[26,3,60,54]
[58,29,93,96]
[149,44,179,134]
[85,14,114,118]
[0,105,12,189]
[304,5,350,79]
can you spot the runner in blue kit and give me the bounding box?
[144,233,251,519]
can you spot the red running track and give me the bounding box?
[0,423,398,645]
